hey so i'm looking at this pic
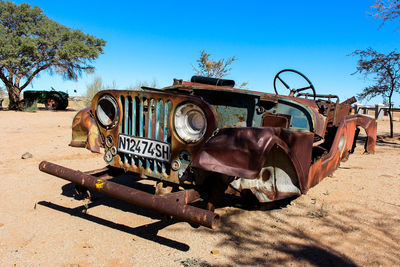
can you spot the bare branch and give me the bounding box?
[370,0,400,26]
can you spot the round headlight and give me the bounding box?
[96,94,119,129]
[174,103,207,143]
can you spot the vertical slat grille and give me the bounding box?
[119,95,171,176]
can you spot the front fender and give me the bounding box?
[69,107,102,153]
[191,127,314,187]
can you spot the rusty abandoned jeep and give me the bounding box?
[39,69,377,229]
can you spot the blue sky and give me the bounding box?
[11,0,400,105]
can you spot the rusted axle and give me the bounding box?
[39,161,219,229]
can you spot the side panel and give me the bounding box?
[306,114,377,191]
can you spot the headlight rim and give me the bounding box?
[95,94,119,130]
[174,102,208,144]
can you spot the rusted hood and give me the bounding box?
[192,127,314,182]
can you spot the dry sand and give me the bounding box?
[0,108,399,267]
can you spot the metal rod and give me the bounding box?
[139,97,144,167]
[39,161,219,229]
[154,100,160,171]
[120,96,128,164]
[162,102,169,174]
[146,99,153,168]
[132,97,138,166]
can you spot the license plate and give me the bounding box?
[118,134,171,162]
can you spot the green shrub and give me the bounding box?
[22,100,38,112]
[85,77,105,106]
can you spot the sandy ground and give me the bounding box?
[0,107,399,267]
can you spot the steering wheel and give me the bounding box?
[273,69,316,100]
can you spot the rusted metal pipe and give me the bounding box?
[39,161,219,229]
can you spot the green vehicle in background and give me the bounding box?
[22,89,69,110]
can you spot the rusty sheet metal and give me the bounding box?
[341,96,357,105]
[230,147,303,203]
[70,107,102,153]
[306,114,377,191]
[166,80,263,96]
[273,96,326,138]
[39,161,219,229]
[262,113,291,128]
[192,127,314,186]
[167,81,327,137]
[91,90,218,184]
[260,96,326,138]
[333,100,354,126]
[298,100,326,138]
[193,90,259,128]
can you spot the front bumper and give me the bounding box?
[39,161,220,229]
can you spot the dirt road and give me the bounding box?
[0,109,399,266]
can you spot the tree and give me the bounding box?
[193,50,237,78]
[371,0,400,26]
[352,48,400,137]
[86,77,104,99]
[126,79,158,91]
[0,1,106,110]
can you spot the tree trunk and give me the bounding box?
[388,97,393,138]
[7,85,22,110]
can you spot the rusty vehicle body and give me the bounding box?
[39,69,377,229]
